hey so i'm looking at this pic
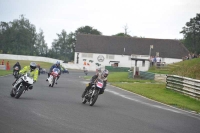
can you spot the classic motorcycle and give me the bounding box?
[48,68,60,87]
[81,78,104,106]
[10,72,34,99]
[13,66,19,79]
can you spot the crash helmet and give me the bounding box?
[56,61,60,66]
[30,62,37,71]
[101,69,109,78]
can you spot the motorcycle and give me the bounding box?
[81,78,104,106]
[13,66,19,79]
[48,68,60,87]
[83,67,88,75]
[10,72,34,99]
[84,69,88,75]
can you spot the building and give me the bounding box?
[74,34,189,71]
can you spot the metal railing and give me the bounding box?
[166,75,200,99]
[140,71,155,80]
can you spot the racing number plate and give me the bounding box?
[97,81,103,88]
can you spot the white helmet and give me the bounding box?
[101,69,109,78]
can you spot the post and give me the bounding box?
[149,45,153,69]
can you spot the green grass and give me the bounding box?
[111,82,200,113]
[148,58,200,79]
[106,72,200,113]
[1,59,53,70]
[0,70,12,76]
[169,58,200,79]
[0,59,53,76]
[148,66,170,74]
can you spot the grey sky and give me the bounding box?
[0,0,200,48]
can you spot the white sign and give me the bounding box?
[0,65,6,70]
[97,55,104,62]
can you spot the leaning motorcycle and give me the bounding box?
[81,78,104,106]
[13,66,19,79]
[48,68,60,87]
[10,73,34,99]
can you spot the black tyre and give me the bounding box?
[10,88,15,97]
[81,90,87,104]
[51,77,55,87]
[89,89,99,106]
[15,86,25,99]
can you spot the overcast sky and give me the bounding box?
[0,0,200,48]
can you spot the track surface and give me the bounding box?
[0,70,200,133]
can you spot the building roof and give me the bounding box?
[75,34,189,58]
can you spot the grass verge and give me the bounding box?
[85,72,200,113]
[0,70,12,76]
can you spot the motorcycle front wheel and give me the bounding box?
[10,88,15,97]
[51,77,55,87]
[89,89,99,106]
[81,90,87,104]
[15,86,25,99]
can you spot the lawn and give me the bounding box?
[0,70,12,76]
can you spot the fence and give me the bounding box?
[166,75,200,100]
[105,66,130,72]
[140,71,155,80]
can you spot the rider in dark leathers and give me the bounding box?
[13,62,21,75]
[83,69,109,96]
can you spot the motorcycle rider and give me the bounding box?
[12,62,21,75]
[12,62,38,90]
[83,69,109,96]
[46,61,61,84]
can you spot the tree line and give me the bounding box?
[180,13,200,54]
[0,14,200,62]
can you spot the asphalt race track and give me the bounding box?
[0,70,200,133]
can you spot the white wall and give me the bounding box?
[74,52,183,71]
[0,53,183,71]
[0,54,82,70]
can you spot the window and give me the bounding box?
[82,53,93,58]
[156,52,159,57]
[106,54,114,59]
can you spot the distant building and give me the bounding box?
[74,34,189,71]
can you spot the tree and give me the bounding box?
[0,15,37,55]
[50,30,73,61]
[75,25,102,35]
[112,32,132,37]
[35,29,48,56]
[67,26,102,61]
[180,13,200,53]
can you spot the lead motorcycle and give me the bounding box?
[10,72,34,99]
[81,78,104,106]
[48,68,60,87]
